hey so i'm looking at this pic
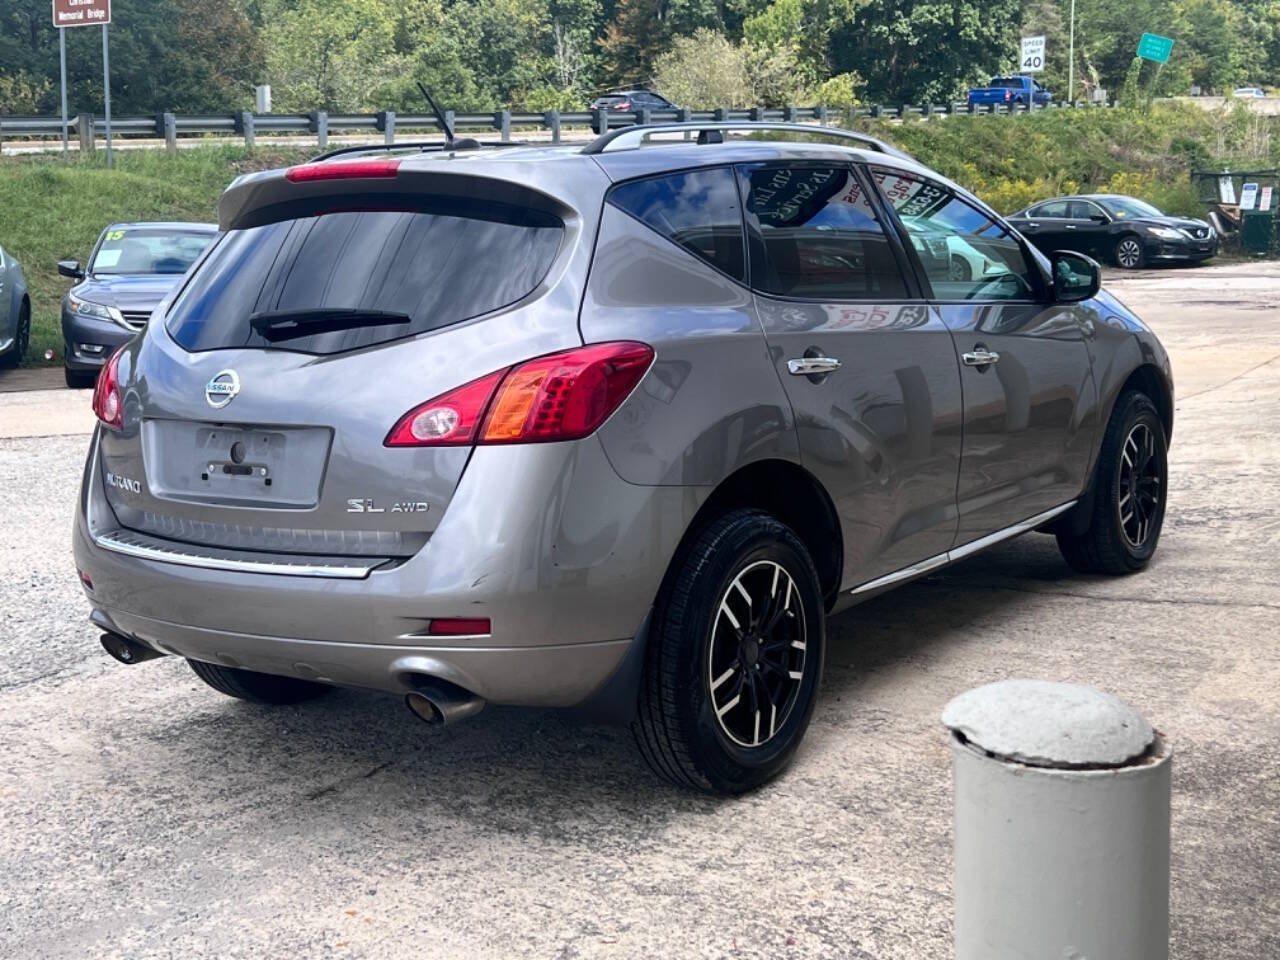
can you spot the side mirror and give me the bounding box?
[1052,250,1101,303]
[57,259,84,280]
[1089,213,1109,224]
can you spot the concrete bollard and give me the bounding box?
[943,680,1171,960]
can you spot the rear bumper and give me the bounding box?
[75,431,702,707]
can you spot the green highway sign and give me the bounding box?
[1137,33,1174,63]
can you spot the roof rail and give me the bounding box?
[580,121,915,161]
[308,140,524,163]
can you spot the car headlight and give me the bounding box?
[1146,226,1182,240]
[68,294,124,325]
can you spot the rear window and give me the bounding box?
[165,200,562,355]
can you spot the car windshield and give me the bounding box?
[91,227,214,275]
[1099,197,1164,219]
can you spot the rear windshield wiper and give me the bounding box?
[249,308,411,341]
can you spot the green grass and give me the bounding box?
[0,145,311,365]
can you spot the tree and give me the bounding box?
[828,0,1025,104]
[261,0,401,111]
[653,28,751,105]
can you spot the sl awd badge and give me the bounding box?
[347,499,430,514]
[205,370,240,409]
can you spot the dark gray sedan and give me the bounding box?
[59,222,216,387]
[0,242,31,368]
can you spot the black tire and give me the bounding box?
[633,508,825,794]
[188,658,332,705]
[1057,391,1167,575]
[64,366,97,389]
[1114,234,1145,269]
[0,300,29,369]
[949,254,973,282]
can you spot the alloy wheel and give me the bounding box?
[707,560,808,748]
[1118,422,1161,548]
[1117,238,1142,269]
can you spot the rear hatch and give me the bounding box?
[96,157,597,564]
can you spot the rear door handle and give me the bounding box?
[962,347,1000,367]
[1065,223,1077,230]
[787,357,842,376]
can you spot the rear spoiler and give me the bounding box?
[217,161,575,232]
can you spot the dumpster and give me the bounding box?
[1241,207,1276,255]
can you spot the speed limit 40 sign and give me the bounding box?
[1020,35,1046,73]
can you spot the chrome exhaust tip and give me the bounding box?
[404,678,485,727]
[100,632,164,665]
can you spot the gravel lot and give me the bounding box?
[2,263,1278,959]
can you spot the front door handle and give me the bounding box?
[1065,223,1078,230]
[787,356,842,376]
[962,347,1000,367]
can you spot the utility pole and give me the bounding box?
[1068,0,1076,102]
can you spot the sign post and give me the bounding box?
[1068,0,1076,102]
[58,26,68,155]
[1020,35,1046,74]
[101,23,112,167]
[51,0,113,165]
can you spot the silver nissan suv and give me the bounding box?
[74,123,1173,794]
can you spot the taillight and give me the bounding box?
[385,341,654,448]
[385,370,505,447]
[92,347,125,430]
[285,159,401,182]
[618,101,632,110]
[1004,90,1012,101]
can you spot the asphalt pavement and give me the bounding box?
[1,262,1277,958]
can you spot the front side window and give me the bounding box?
[736,163,909,300]
[91,227,214,276]
[872,170,1040,302]
[608,167,746,281]
[166,201,562,355]
[1068,200,1105,220]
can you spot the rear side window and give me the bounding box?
[607,167,746,282]
[1030,201,1069,218]
[166,201,562,355]
[737,163,909,300]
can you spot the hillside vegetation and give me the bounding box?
[0,103,1273,365]
[0,147,312,362]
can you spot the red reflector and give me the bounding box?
[77,569,94,590]
[285,159,401,182]
[92,347,125,430]
[428,618,491,636]
[385,342,654,448]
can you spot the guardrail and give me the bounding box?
[0,100,1119,151]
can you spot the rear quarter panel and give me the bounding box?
[580,205,799,485]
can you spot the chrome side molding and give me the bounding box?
[849,500,1076,596]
